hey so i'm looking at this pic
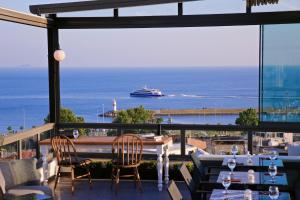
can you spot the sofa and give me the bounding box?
[0,158,53,199]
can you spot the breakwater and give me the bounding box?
[99,108,253,117]
[153,108,250,116]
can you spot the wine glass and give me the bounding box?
[269,186,280,200]
[247,151,253,165]
[268,164,277,183]
[73,129,79,141]
[227,158,236,175]
[269,150,278,164]
[231,145,238,159]
[222,174,231,195]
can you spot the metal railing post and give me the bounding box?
[117,128,122,136]
[36,133,41,159]
[248,131,253,154]
[17,140,22,159]
[157,124,161,136]
[180,129,186,156]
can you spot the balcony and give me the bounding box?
[1,1,300,200]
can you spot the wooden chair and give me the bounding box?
[51,135,92,193]
[179,163,223,200]
[111,134,143,193]
[167,180,183,200]
[190,152,218,182]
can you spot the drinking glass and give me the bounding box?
[227,158,236,175]
[268,164,277,183]
[73,129,79,141]
[231,145,238,159]
[269,186,280,200]
[269,150,278,164]
[247,151,253,165]
[222,174,231,194]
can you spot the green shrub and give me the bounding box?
[75,160,193,181]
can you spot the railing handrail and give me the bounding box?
[58,122,300,133]
[0,123,55,146]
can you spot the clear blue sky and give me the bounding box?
[0,0,299,68]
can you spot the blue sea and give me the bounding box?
[0,67,258,133]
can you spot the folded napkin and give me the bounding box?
[259,191,269,195]
[210,194,244,200]
[230,178,241,182]
[264,173,283,176]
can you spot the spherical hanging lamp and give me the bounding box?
[53,48,66,62]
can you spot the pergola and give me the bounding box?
[1,0,300,151]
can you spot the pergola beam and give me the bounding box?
[55,11,300,29]
[0,7,52,28]
[30,0,199,15]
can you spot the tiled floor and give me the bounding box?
[50,178,191,200]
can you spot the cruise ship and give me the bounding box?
[130,87,164,97]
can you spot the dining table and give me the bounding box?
[217,171,288,186]
[209,189,291,200]
[222,156,284,168]
[39,136,173,191]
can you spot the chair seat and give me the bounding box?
[60,157,91,167]
[112,159,141,168]
[6,185,53,197]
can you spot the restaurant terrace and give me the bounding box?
[1,0,300,199]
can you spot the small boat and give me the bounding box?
[130,86,164,97]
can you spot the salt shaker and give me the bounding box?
[248,169,255,183]
[244,189,252,200]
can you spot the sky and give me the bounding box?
[0,0,299,68]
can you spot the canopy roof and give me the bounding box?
[30,0,280,15]
[30,0,199,15]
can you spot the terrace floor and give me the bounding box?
[50,178,191,200]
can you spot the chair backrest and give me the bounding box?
[179,163,196,193]
[190,152,205,179]
[51,135,78,166]
[112,134,143,166]
[167,180,183,200]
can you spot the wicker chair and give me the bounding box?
[167,180,184,200]
[111,134,143,193]
[51,135,92,193]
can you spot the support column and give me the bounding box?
[47,14,60,131]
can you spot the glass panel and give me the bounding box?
[260,24,300,122]
[0,21,48,133]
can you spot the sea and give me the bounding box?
[0,67,258,133]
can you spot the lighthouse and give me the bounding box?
[113,98,117,112]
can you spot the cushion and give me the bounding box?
[9,158,41,186]
[0,161,15,190]
[6,185,53,197]
[0,169,5,193]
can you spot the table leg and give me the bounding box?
[40,145,49,185]
[157,152,163,191]
[164,146,169,185]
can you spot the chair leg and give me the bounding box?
[85,166,92,189]
[111,167,115,190]
[115,168,120,194]
[54,166,61,191]
[134,167,143,192]
[71,167,75,194]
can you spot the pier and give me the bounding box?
[99,108,253,117]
